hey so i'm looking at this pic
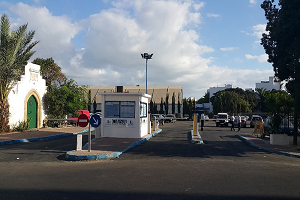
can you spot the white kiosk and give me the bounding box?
[98,93,151,138]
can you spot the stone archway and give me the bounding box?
[24,89,42,129]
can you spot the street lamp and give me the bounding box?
[141,53,153,94]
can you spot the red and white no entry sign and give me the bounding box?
[78,114,89,127]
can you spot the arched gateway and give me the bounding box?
[8,63,46,129]
[24,89,43,129]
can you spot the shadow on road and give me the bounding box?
[0,189,297,200]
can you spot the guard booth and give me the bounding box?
[98,92,151,138]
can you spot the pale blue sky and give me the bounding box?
[1,0,275,99]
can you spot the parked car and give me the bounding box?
[183,114,190,120]
[250,115,263,128]
[152,114,165,125]
[233,116,247,128]
[241,116,247,127]
[164,114,176,123]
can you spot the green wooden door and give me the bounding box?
[27,95,37,129]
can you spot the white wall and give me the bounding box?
[8,63,47,128]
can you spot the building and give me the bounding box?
[88,86,183,114]
[200,84,234,113]
[255,76,280,91]
[99,92,151,138]
[8,63,47,129]
[207,84,233,98]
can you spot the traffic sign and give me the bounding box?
[90,114,101,127]
[78,114,89,127]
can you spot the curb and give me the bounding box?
[236,134,300,159]
[65,129,162,161]
[190,130,204,144]
[0,129,91,146]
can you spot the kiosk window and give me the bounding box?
[120,101,135,118]
[140,102,147,118]
[105,101,135,118]
[105,101,120,118]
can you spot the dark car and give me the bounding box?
[250,115,263,128]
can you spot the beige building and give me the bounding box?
[88,86,183,115]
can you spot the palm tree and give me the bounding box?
[0,14,39,132]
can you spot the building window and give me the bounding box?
[120,101,135,118]
[105,101,135,118]
[140,102,147,118]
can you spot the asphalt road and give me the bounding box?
[0,121,300,200]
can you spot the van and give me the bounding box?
[216,113,229,127]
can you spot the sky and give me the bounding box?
[1,0,276,99]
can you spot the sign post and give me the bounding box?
[89,114,101,152]
[78,114,90,151]
[88,123,91,152]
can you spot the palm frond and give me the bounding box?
[0,14,39,100]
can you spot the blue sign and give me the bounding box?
[90,114,101,127]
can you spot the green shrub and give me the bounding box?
[12,118,31,132]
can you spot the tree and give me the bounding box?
[32,58,66,86]
[0,14,39,132]
[160,97,164,114]
[177,93,181,114]
[261,0,300,145]
[183,98,188,115]
[88,90,91,112]
[255,88,268,112]
[210,89,254,114]
[188,98,195,117]
[172,92,175,114]
[265,91,294,134]
[153,102,157,114]
[150,98,154,113]
[165,93,169,114]
[93,99,97,113]
[183,97,196,118]
[197,92,210,104]
[33,57,88,118]
[43,79,88,118]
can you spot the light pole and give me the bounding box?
[141,53,153,94]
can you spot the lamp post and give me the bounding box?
[141,53,153,94]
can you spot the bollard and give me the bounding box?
[76,134,82,151]
[153,116,157,131]
[193,113,199,136]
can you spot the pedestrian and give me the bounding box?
[200,113,205,131]
[237,114,242,132]
[230,115,235,131]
